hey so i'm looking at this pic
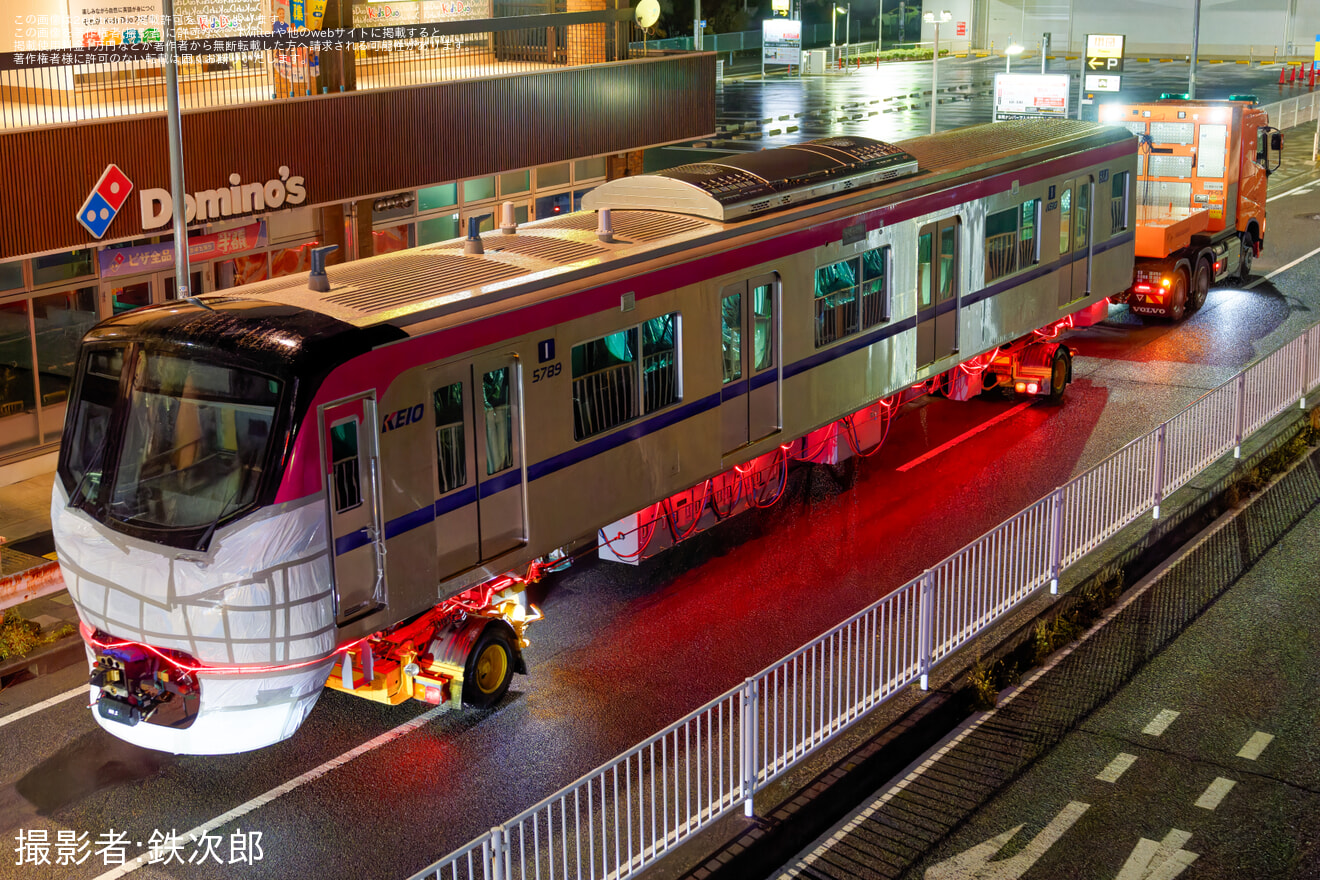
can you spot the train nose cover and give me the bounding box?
[52,481,339,755]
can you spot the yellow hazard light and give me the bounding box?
[1161,277,1172,288]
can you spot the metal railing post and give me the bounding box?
[1233,372,1247,459]
[918,573,934,690]
[740,677,758,817]
[490,827,506,880]
[1048,487,1065,594]
[1301,336,1310,410]
[1151,423,1167,520]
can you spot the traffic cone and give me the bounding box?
[1279,65,1287,85]
[1309,66,1316,88]
[1289,64,1297,84]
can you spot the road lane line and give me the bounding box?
[1194,777,1236,810]
[1096,752,1137,783]
[1143,709,1180,736]
[92,704,448,879]
[1266,181,1319,202]
[1246,242,1320,290]
[1237,731,1274,760]
[0,685,86,729]
[896,401,1033,472]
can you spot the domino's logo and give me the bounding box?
[76,165,133,239]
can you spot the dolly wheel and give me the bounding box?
[1046,347,1071,405]
[464,624,515,709]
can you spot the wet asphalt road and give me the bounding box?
[2,79,1320,880]
[777,440,1320,880]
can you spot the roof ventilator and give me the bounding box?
[308,244,338,293]
[597,208,615,243]
[500,201,518,235]
[463,217,485,255]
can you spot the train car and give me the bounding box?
[53,119,1137,754]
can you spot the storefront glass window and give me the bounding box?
[271,243,317,278]
[573,188,595,212]
[0,300,35,430]
[33,287,97,407]
[216,254,269,290]
[0,261,23,292]
[574,157,607,181]
[109,280,153,315]
[417,215,460,246]
[32,250,95,288]
[535,192,573,219]
[463,177,495,204]
[499,170,530,196]
[538,163,570,188]
[372,225,411,255]
[419,183,458,212]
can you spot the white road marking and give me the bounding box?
[924,801,1090,880]
[1096,752,1138,783]
[1246,242,1320,290]
[896,401,1033,472]
[1194,777,1236,810]
[91,704,448,879]
[1266,181,1319,202]
[1142,709,1180,736]
[1237,731,1274,761]
[0,685,87,729]
[1116,828,1198,880]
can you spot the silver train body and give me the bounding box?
[53,120,1137,753]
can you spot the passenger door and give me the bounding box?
[473,357,525,560]
[429,365,480,582]
[916,218,959,367]
[1058,178,1092,306]
[720,276,781,454]
[320,394,386,625]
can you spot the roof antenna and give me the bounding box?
[500,201,517,235]
[308,244,338,293]
[464,217,485,255]
[597,208,615,243]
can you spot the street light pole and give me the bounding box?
[926,10,951,134]
[831,5,836,47]
[162,0,191,302]
[1189,0,1201,99]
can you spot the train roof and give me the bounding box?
[195,119,1133,335]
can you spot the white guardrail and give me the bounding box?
[413,318,1320,880]
[413,105,1320,880]
[1261,92,1320,131]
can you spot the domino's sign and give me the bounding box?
[76,164,134,239]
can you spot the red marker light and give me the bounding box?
[1027,382,1039,394]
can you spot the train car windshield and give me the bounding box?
[103,353,282,532]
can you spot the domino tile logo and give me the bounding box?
[76,165,134,239]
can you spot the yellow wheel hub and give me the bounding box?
[473,643,508,695]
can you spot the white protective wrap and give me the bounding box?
[53,483,340,753]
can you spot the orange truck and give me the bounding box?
[1104,96,1282,320]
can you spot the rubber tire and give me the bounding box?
[1046,347,1071,405]
[1188,260,1211,314]
[1236,232,1254,283]
[463,623,516,709]
[1167,270,1189,321]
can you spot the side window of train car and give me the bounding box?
[482,368,514,475]
[330,419,362,512]
[433,382,466,494]
[572,313,681,440]
[1110,171,1130,235]
[814,246,890,348]
[985,200,1040,283]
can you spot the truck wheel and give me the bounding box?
[1236,232,1254,282]
[1188,260,1211,313]
[463,623,515,709]
[1046,347,1071,404]
[1167,270,1189,321]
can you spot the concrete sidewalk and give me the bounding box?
[0,470,83,683]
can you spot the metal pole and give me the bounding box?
[930,21,939,134]
[1076,37,1085,119]
[694,0,701,51]
[1189,0,1201,99]
[846,5,850,50]
[162,0,191,300]
[831,6,836,47]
